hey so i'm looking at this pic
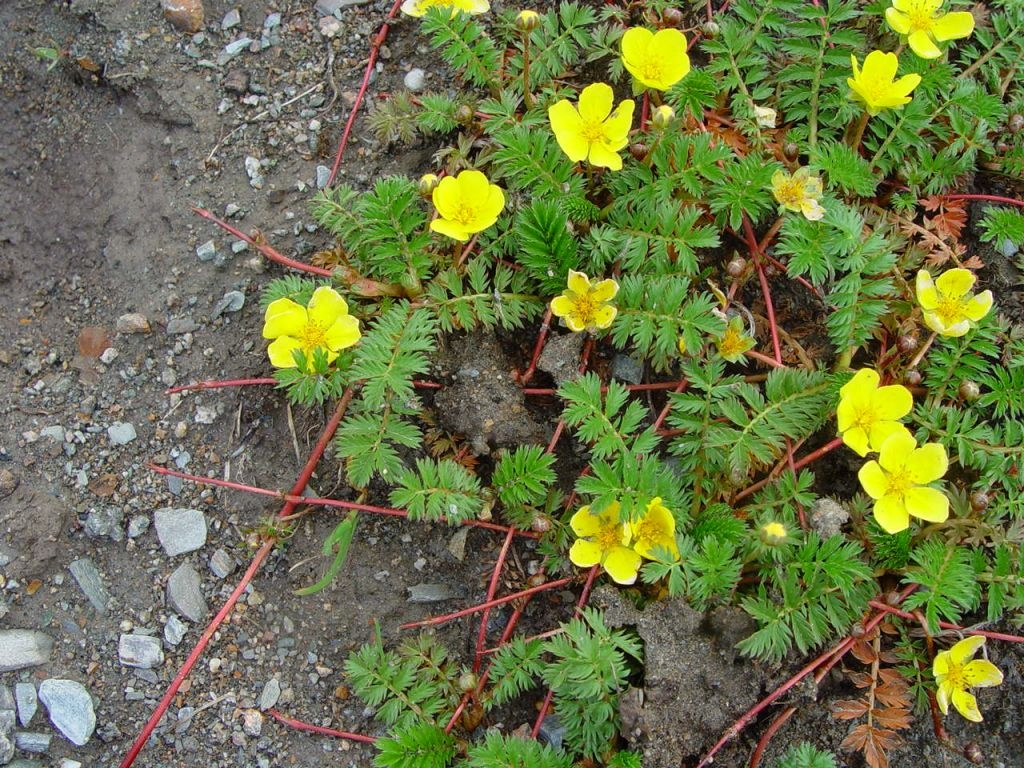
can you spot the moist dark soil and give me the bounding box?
[1,1,1022,768]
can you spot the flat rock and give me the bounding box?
[118,634,164,669]
[107,422,137,446]
[208,548,235,578]
[83,506,124,541]
[258,678,280,711]
[0,733,11,763]
[13,731,50,753]
[69,558,110,613]
[0,631,53,672]
[38,680,95,747]
[15,684,37,727]
[115,313,150,334]
[162,0,204,32]
[164,614,188,646]
[166,563,208,622]
[154,508,207,556]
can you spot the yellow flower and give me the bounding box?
[515,9,540,31]
[569,502,642,585]
[651,104,676,130]
[263,286,360,371]
[548,83,634,171]
[858,430,948,534]
[771,167,825,221]
[620,27,691,91]
[430,170,505,242]
[885,0,975,60]
[848,51,922,116]
[630,498,680,562]
[916,269,994,337]
[836,369,914,457]
[716,315,755,362]
[933,636,1003,722]
[400,0,488,17]
[418,173,439,196]
[550,270,619,332]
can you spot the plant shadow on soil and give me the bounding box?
[1,0,1023,767]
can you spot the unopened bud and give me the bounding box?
[455,104,475,125]
[753,105,777,129]
[897,333,919,354]
[515,9,540,32]
[458,671,478,692]
[904,370,922,386]
[662,8,683,27]
[530,514,552,533]
[651,104,675,130]
[959,380,981,401]
[1008,113,1024,134]
[963,742,984,765]
[726,256,747,277]
[783,141,799,160]
[970,490,989,512]
[418,173,439,196]
[760,521,788,545]
[629,142,649,160]
[700,20,719,37]
[526,573,546,588]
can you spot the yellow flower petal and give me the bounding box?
[858,461,889,499]
[648,29,690,85]
[874,385,914,420]
[933,648,952,677]
[566,270,591,295]
[903,486,949,522]
[548,101,587,162]
[873,494,911,533]
[885,7,912,34]
[267,336,302,368]
[951,689,983,722]
[307,286,349,327]
[842,368,880,398]
[931,11,975,41]
[935,267,976,298]
[550,295,575,317]
[936,682,951,714]
[602,100,636,147]
[588,141,624,171]
[867,422,911,454]
[578,82,614,124]
[324,314,361,350]
[569,539,603,568]
[590,278,620,303]
[620,27,653,74]
[906,442,948,483]
[843,427,871,457]
[263,298,308,339]
[963,659,1004,688]
[432,176,464,220]
[603,546,642,584]
[877,429,917,472]
[949,635,986,666]
[430,217,471,242]
[964,290,994,322]
[570,505,600,536]
[591,304,617,329]
[908,29,942,59]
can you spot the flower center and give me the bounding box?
[595,522,624,552]
[905,0,938,32]
[884,466,913,498]
[300,321,329,352]
[571,293,598,324]
[853,404,877,431]
[944,664,967,690]
[775,178,804,206]
[581,119,607,143]
[449,201,478,225]
[641,59,663,82]
[935,295,967,325]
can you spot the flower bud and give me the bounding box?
[526,573,546,588]
[1008,113,1024,134]
[958,380,981,401]
[897,333,919,354]
[530,514,552,533]
[651,104,675,130]
[700,20,719,37]
[418,173,439,196]
[629,142,649,160]
[455,104,475,125]
[662,7,683,27]
[726,256,747,277]
[970,490,989,512]
[677,336,687,355]
[904,370,922,386]
[783,141,799,160]
[963,742,984,765]
[515,9,540,32]
[759,521,788,545]
[458,671,478,692]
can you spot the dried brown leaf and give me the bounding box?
[850,639,878,665]
[848,671,873,689]
[872,706,913,731]
[833,698,870,720]
[842,724,901,768]
[77,326,110,358]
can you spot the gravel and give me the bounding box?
[107,421,138,445]
[14,684,37,728]
[38,680,95,747]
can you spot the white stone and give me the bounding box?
[107,421,137,445]
[15,683,37,727]
[118,634,165,669]
[0,631,53,672]
[154,508,207,556]
[38,679,95,747]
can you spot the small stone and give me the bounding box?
[167,563,208,622]
[403,68,426,92]
[39,425,65,442]
[119,634,164,669]
[314,0,343,15]
[0,469,18,499]
[406,583,462,603]
[59,760,84,768]
[162,0,204,32]
[99,347,119,365]
[264,12,281,28]
[83,506,124,541]
[222,69,250,94]
[195,240,217,262]
[998,237,1019,258]
[154,508,207,557]
[610,353,644,385]
[212,290,245,318]
[15,684,37,728]
[194,404,219,424]
[115,313,151,334]
[245,156,264,189]
[13,731,51,753]
[258,679,280,711]
[0,734,11,764]
[224,203,242,217]
[38,679,95,747]
[241,709,263,737]
[164,615,188,646]
[107,422,137,445]
[220,37,254,64]
[127,515,151,539]
[221,7,240,29]
[209,548,236,579]
[166,317,200,335]
[315,165,331,189]
[69,558,110,613]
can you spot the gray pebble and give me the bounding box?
[610,353,644,385]
[107,421,137,446]
[118,634,165,669]
[221,8,240,29]
[406,583,463,603]
[209,548,236,579]
[258,679,280,711]
[154,508,208,557]
[38,679,95,747]
[0,734,11,764]
[315,165,331,189]
[127,515,151,539]
[220,37,254,66]
[404,68,426,92]
[69,558,110,613]
[115,313,151,334]
[998,237,1019,258]
[39,425,65,442]
[264,12,281,28]
[196,240,218,262]
[15,684,37,728]
[245,156,265,189]
[212,290,245,318]
[13,731,50,753]
[83,506,124,541]
[164,615,188,646]
[241,709,263,737]
[167,563,208,622]
[166,317,200,335]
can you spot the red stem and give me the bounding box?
[266,709,376,743]
[166,377,277,394]
[192,207,332,277]
[941,193,1024,209]
[867,601,1024,643]
[474,528,516,672]
[327,0,404,187]
[517,307,553,385]
[733,436,844,503]
[400,576,574,629]
[742,216,782,365]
